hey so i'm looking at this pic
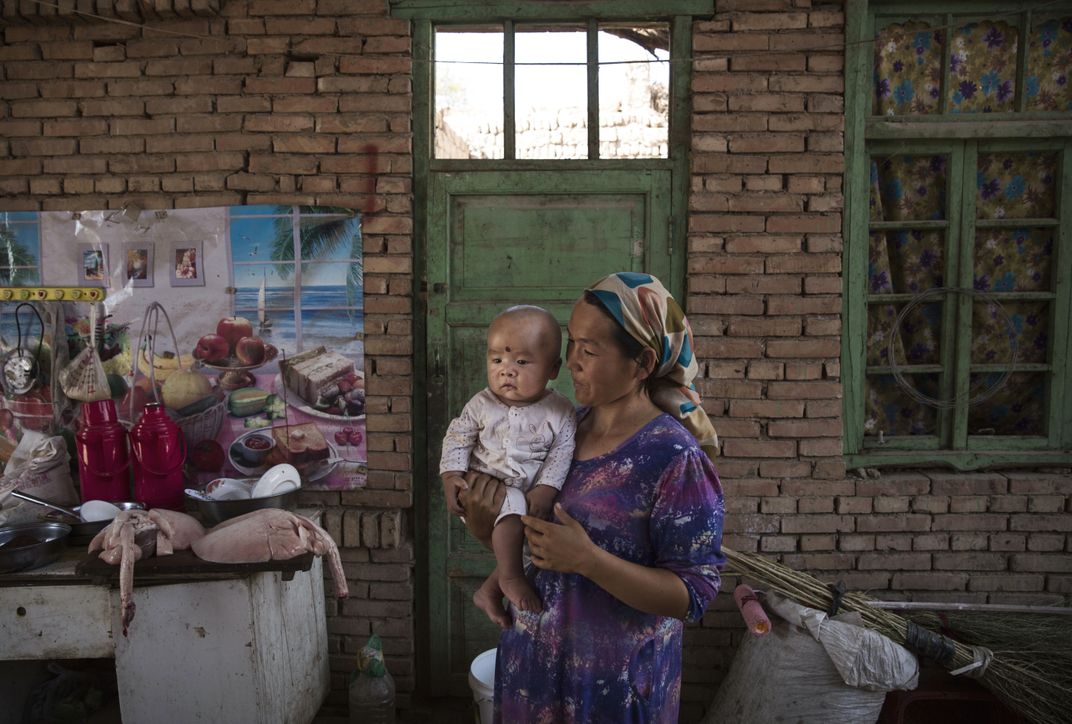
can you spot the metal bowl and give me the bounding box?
[0,521,72,573]
[64,501,147,546]
[185,488,298,527]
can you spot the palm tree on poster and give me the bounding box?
[0,223,38,286]
[269,206,363,319]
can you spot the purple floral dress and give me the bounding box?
[494,413,725,723]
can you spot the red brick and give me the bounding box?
[758,497,793,514]
[798,438,842,456]
[697,338,765,359]
[743,176,785,192]
[758,460,810,478]
[693,73,770,93]
[929,473,1008,495]
[784,362,824,380]
[693,32,769,51]
[765,254,841,274]
[689,255,765,274]
[722,439,796,458]
[1006,473,1072,494]
[768,155,844,174]
[767,295,841,314]
[769,419,841,437]
[765,339,840,358]
[729,400,804,418]
[989,533,1026,551]
[731,12,809,31]
[728,94,806,112]
[766,214,841,233]
[933,514,1009,531]
[856,515,931,532]
[780,515,854,533]
[968,574,1045,592]
[951,534,989,551]
[892,572,969,591]
[731,53,806,72]
[803,277,843,294]
[839,534,876,551]
[690,214,767,233]
[798,497,833,513]
[1010,514,1072,532]
[858,553,931,570]
[806,399,842,418]
[934,552,1008,570]
[769,31,844,51]
[747,361,784,380]
[726,275,802,294]
[722,478,781,497]
[726,195,803,213]
[908,533,948,551]
[727,317,800,336]
[729,134,805,153]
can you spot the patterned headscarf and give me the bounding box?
[586,272,718,460]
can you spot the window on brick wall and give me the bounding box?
[844,3,1072,469]
[432,22,670,160]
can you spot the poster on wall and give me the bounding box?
[0,206,366,492]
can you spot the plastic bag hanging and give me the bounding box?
[59,304,111,402]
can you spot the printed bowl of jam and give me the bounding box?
[239,433,275,465]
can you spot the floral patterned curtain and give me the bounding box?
[866,16,1067,439]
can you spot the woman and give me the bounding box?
[460,272,725,723]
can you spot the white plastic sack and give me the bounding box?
[765,593,919,692]
[0,431,78,525]
[703,592,918,724]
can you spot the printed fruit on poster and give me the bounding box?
[193,334,230,363]
[216,316,253,351]
[235,336,267,366]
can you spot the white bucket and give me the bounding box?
[468,648,496,724]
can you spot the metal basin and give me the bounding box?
[0,521,72,573]
[185,488,298,527]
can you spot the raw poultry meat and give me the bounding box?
[88,509,206,635]
[192,509,348,598]
[147,509,206,555]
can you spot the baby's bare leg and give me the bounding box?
[492,515,541,613]
[473,567,510,629]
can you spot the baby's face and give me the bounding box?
[485,316,560,406]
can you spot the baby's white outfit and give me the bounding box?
[440,388,576,523]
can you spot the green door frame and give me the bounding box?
[403,3,704,696]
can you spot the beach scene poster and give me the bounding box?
[222,205,367,491]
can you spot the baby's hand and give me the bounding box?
[442,473,467,516]
[526,484,558,520]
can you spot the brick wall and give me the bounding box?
[0,0,416,710]
[3,0,1071,721]
[682,1,1071,721]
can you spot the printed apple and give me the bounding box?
[193,333,229,363]
[216,316,254,352]
[235,336,266,366]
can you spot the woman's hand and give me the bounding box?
[458,471,506,548]
[523,504,598,575]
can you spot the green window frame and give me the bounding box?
[844,1,1072,469]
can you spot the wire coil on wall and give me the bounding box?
[887,286,1018,410]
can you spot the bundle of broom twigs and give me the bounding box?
[723,546,1072,724]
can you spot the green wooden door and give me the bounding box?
[425,168,673,694]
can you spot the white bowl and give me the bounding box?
[80,499,121,522]
[251,463,301,499]
[205,478,254,501]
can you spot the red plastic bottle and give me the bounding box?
[129,403,187,510]
[76,399,131,503]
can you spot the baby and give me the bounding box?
[440,305,576,621]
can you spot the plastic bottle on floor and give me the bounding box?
[349,633,395,724]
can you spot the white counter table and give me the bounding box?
[0,517,330,724]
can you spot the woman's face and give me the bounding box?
[565,299,644,408]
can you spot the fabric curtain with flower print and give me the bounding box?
[865,17,1066,440]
